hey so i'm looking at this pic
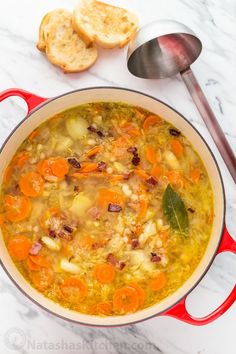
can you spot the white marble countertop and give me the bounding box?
[0,0,235,353]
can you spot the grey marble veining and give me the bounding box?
[0,1,235,353]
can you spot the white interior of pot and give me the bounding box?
[0,88,224,326]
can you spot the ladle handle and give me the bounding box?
[181,68,236,183]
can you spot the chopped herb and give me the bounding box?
[127,146,137,153]
[63,225,73,233]
[169,128,181,137]
[97,161,107,171]
[146,176,158,186]
[150,253,161,262]
[187,207,195,213]
[108,203,122,212]
[68,158,81,169]
[131,238,139,249]
[87,125,104,137]
[132,154,140,166]
[119,261,126,270]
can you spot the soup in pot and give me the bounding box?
[0,103,214,316]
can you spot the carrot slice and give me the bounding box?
[129,283,145,307]
[51,158,69,177]
[61,243,73,257]
[0,214,5,227]
[138,199,148,219]
[78,235,95,250]
[121,122,141,137]
[170,139,184,158]
[151,165,161,178]
[160,229,169,241]
[70,172,87,179]
[94,264,115,284]
[149,272,167,292]
[86,146,102,158]
[190,168,201,183]
[28,128,39,141]
[145,146,157,164]
[19,172,44,197]
[97,188,124,208]
[134,224,143,237]
[94,302,113,315]
[112,137,129,158]
[37,158,68,181]
[110,175,127,184]
[112,136,129,148]
[37,159,50,175]
[8,235,32,261]
[134,107,145,119]
[127,128,141,137]
[134,168,149,180]
[61,277,88,302]
[3,165,13,185]
[207,210,214,225]
[143,115,161,130]
[14,151,29,168]
[71,172,126,183]
[113,286,139,314]
[4,195,31,222]
[31,268,54,291]
[167,170,185,188]
[29,255,50,268]
[26,257,41,271]
[37,159,56,181]
[79,163,98,173]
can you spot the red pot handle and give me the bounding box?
[0,88,47,114]
[162,225,236,325]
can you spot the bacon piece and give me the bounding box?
[29,242,42,255]
[88,206,101,219]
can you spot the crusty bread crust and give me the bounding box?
[72,0,138,49]
[71,13,93,47]
[37,9,68,52]
[37,9,98,73]
[37,12,51,51]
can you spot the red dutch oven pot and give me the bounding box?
[0,87,235,327]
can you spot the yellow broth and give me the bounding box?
[0,103,214,316]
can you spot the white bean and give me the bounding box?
[122,183,132,197]
[131,194,139,202]
[156,219,163,230]
[60,259,80,274]
[33,225,39,232]
[106,167,113,174]
[156,239,163,248]
[93,115,102,124]
[87,139,96,145]
[163,151,180,169]
[40,152,46,159]
[37,144,43,152]
[26,145,32,152]
[30,157,38,164]
[41,236,61,251]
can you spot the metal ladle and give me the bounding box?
[127,20,236,183]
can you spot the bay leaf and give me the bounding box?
[162,184,189,234]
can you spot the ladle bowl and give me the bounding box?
[127,20,236,183]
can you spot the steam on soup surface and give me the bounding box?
[0,103,213,316]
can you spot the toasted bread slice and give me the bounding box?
[37,9,98,73]
[37,12,51,51]
[72,0,138,48]
[37,9,66,52]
